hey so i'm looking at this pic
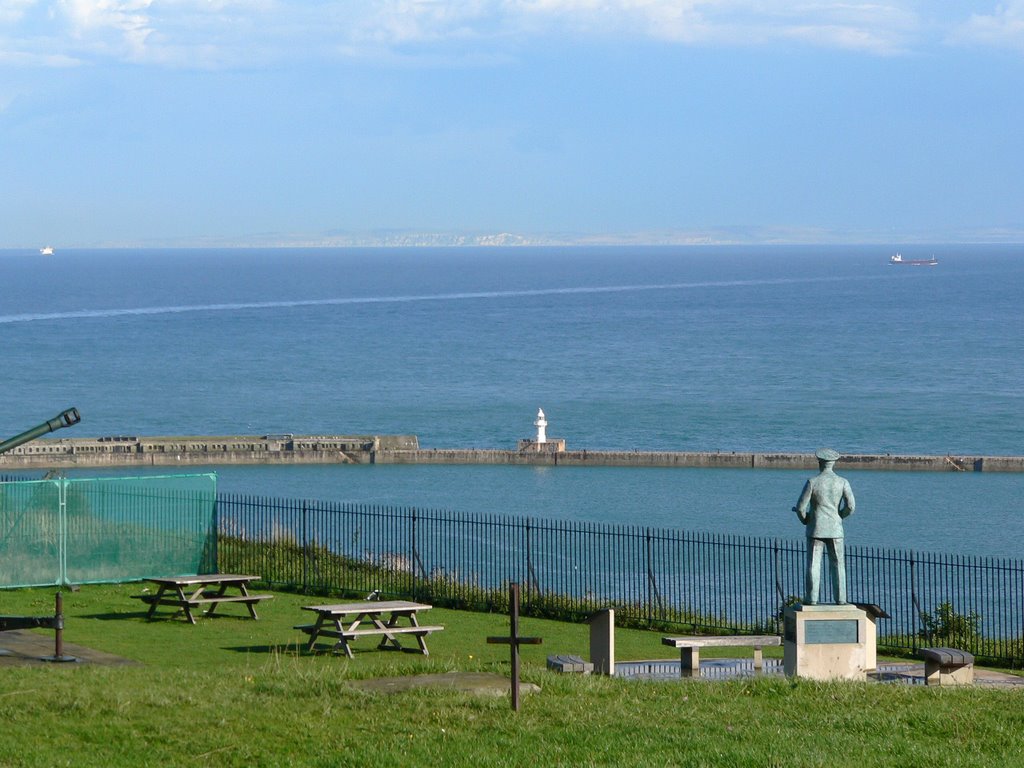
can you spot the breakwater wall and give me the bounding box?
[0,434,417,470]
[372,449,1023,472]
[1,434,1023,472]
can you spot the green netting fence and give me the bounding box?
[0,474,217,588]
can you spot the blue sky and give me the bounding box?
[2,2,1023,247]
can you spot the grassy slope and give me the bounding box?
[1,585,1022,768]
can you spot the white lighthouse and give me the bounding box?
[534,408,548,444]
[518,407,565,453]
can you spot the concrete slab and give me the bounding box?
[0,630,138,667]
[615,658,1024,687]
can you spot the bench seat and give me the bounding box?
[662,635,782,675]
[295,624,443,639]
[183,595,273,605]
[133,593,273,623]
[919,646,975,686]
[133,594,273,605]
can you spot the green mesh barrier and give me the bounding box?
[0,480,61,588]
[0,473,216,588]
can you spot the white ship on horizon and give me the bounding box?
[39,246,55,256]
[890,252,937,266]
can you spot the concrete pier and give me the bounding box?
[0,434,1022,472]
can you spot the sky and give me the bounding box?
[2,1,1023,248]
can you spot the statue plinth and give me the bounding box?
[783,603,871,681]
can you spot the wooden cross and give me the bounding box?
[487,583,542,711]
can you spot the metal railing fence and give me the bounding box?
[216,494,1024,666]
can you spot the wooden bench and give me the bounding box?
[662,635,782,676]
[919,647,975,686]
[546,654,594,674]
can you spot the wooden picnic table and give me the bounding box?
[134,574,273,624]
[296,600,443,658]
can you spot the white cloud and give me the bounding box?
[1,1,1017,70]
[502,1,918,51]
[0,0,36,24]
[61,0,154,54]
[950,1,1024,50]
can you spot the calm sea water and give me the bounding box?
[1,245,1021,557]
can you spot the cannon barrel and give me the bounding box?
[0,408,81,456]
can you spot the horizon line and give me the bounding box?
[6,229,1024,251]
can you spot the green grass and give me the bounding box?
[1,585,1023,767]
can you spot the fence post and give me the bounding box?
[525,519,541,598]
[910,552,923,651]
[774,540,783,633]
[212,494,220,575]
[58,477,68,586]
[411,507,418,600]
[645,529,654,626]
[301,500,309,595]
[524,519,531,605]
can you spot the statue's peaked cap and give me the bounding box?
[815,448,841,461]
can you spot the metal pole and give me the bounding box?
[511,583,521,712]
[54,591,64,659]
[411,508,418,600]
[302,500,309,594]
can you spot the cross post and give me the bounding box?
[486,582,542,711]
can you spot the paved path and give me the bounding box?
[615,658,1024,686]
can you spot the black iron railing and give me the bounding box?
[215,493,1024,666]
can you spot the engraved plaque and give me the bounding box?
[804,618,859,645]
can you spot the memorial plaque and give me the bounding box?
[804,619,859,645]
[783,605,870,680]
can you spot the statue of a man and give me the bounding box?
[793,448,856,605]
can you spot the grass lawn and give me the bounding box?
[1,584,1022,767]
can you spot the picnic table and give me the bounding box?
[133,574,273,624]
[296,600,443,658]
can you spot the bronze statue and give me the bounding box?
[793,448,855,605]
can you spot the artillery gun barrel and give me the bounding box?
[0,408,81,456]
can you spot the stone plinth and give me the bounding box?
[517,438,566,453]
[783,604,870,681]
[589,609,615,676]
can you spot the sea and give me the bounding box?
[1,245,1021,558]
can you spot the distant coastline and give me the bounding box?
[1,434,1022,473]
[7,228,1024,251]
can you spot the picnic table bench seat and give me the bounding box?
[294,623,444,639]
[662,634,782,675]
[134,593,273,606]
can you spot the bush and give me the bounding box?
[919,601,981,648]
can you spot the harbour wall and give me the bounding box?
[1,434,1023,472]
[372,449,1019,472]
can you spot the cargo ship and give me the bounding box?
[890,252,937,266]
